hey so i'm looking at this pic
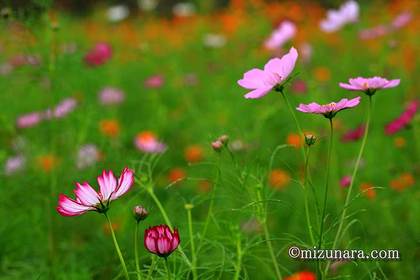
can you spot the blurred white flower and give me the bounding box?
[173,2,195,17]
[107,5,129,22]
[77,144,100,169]
[99,87,125,105]
[320,1,359,33]
[5,155,26,175]
[138,0,159,12]
[203,33,226,48]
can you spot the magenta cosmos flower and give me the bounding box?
[84,43,112,67]
[339,77,400,95]
[57,168,134,216]
[144,225,180,258]
[238,47,298,99]
[296,97,361,119]
[385,100,418,135]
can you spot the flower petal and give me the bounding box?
[383,79,400,88]
[237,69,266,89]
[244,87,272,99]
[74,182,100,206]
[97,170,117,200]
[57,194,93,217]
[111,168,134,200]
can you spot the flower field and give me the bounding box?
[0,0,418,279]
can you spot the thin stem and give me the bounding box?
[317,118,334,279]
[146,256,156,280]
[147,188,192,268]
[164,258,171,280]
[104,214,130,280]
[280,91,306,161]
[233,234,242,280]
[135,223,142,280]
[186,206,198,280]
[303,148,315,245]
[326,95,373,274]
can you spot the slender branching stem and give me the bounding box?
[135,222,142,280]
[186,205,198,280]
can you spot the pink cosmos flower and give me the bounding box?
[77,144,100,169]
[291,79,307,94]
[45,98,77,119]
[391,12,412,29]
[341,124,365,142]
[237,47,298,99]
[99,87,125,105]
[57,168,134,216]
[144,225,180,258]
[385,100,418,135]
[134,131,166,153]
[4,155,26,175]
[84,43,112,66]
[296,97,361,119]
[264,21,296,50]
[144,75,164,89]
[320,0,359,33]
[340,176,351,188]
[16,112,43,128]
[359,25,389,40]
[339,76,400,95]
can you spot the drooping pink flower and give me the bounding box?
[320,0,359,33]
[144,74,164,89]
[134,131,166,153]
[238,47,298,99]
[341,124,365,142]
[144,225,180,258]
[84,43,112,66]
[264,21,296,50]
[4,155,26,175]
[340,176,351,188]
[16,112,43,128]
[385,100,418,135]
[99,87,125,105]
[339,76,400,95]
[57,168,134,216]
[296,97,361,119]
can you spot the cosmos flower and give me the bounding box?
[16,112,43,128]
[184,145,204,163]
[391,11,412,29]
[385,100,418,135]
[99,87,125,105]
[100,119,121,138]
[135,131,166,153]
[144,225,180,258]
[269,169,291,190]
[77,144,100,169]
[339,76,400,95]
[107,5,129,23]
[4,155,26,175]
[57,168,134,216]
[359,25,389,40]
[320,0,359,33]
[285,271,316,280]
[144,75,164,89]
[84,43,112,66]
[264,21,296,50]
[45,98,77,119]
[340,176,351,188]
[341,124,365,142]
[172,2,195,17]
[203,33,227,48]
[296,97,361,119]
[237,47,298,99]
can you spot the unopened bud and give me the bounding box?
[212,140,223,151]
[218,134,229,144]
[305,134,316,146]
[133,205,148,222]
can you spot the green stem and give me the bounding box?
[317,117,334,279]
[104,214,130,280]
[147,188,192,268]
[164,258,171,280]
[146,256,156,280]
[233,235,242,280]
[186,205,198,280]
[135,223,142,280]
[280,91,306,161]
[326,95,373,274]
[303,148,315,245]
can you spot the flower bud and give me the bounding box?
[133,205,148,222]
[218,134,229,144]
[211,140,223,151]
[304,134,316,146]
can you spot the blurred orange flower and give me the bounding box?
[390,173,415,191]
[360,182,376,200]
[313,66,331,82]
[269,169,291,190]
[287,133,303,148]
[168,168,186,183]
[100,119,120,138]
[394,137,406,148]
[37,154,58,173]
[103,221,120,235]
[285,271,316,280]
[198,180,212,193]
[184,145,204,163]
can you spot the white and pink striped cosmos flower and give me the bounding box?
[237,47,298,99]
[339,76,400,95]
[144,225,180,258]
[57,168,134,216]
[264,21,296,50]
[296,97,361,119]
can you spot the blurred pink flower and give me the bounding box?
[341,124,365,142]
[299,43,312,63]
[320,0,359,33]
[45,98,77,119]
[296,97,361,119]
[340,176,351,188]
[144,74,164,88]
[238,47,298,99]
[264,21,296,50]
[4,155,26,175]
[144,225,180,258]
[57,168,134,216]
[99,87,125,105]
[16,112,43,128]
[385,100,418,135]
[339,76,400,95]
[77,144,100,169]
[291,79,307,94]
[391,12,412,29]
[84,43,112,66]
[135,131,166,153]
[359,25,389,40]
